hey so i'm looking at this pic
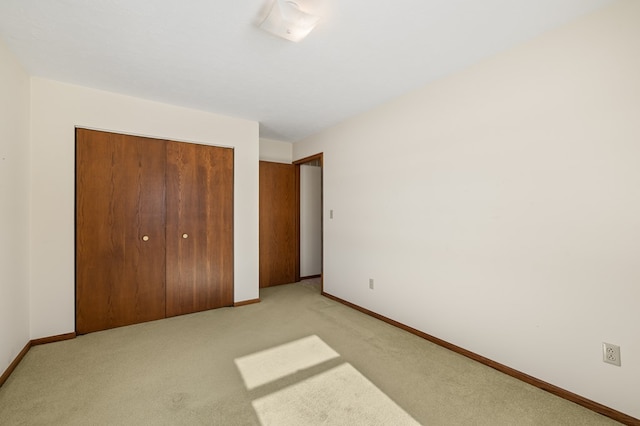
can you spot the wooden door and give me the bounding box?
[259,161,298,287]
[76,129,167,334]
[165,142,234,316]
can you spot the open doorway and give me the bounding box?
[295,153,323,293]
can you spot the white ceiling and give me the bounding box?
[0,0,614,142]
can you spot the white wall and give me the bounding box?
[29,78,259,339]
[300,164,322,277]
[294,0,640,418]
[0,39,31,374]
[259,137,292,163]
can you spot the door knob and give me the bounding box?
[142,235,149,242]
[182,233,189,239]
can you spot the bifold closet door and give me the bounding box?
[76,129,167,334]
[165,141,234,317]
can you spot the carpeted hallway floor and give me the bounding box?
[0,280,620,425]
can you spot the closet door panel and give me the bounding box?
[165,142,233,317]
[76,129,167,334]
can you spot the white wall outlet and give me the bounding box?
[602,342,621,366]
[369,278,374,290]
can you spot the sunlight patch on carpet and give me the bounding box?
[252,363,419,426]
[235,335,339,390]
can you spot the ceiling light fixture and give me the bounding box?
[258,0,320,42]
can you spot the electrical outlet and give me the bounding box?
[602,342,621,366]
[369,278,374,290]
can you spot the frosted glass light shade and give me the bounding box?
[259,0,320,42]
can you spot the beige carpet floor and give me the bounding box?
[0,280,620,425]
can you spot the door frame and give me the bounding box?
[294,153,324,292]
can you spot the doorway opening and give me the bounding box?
[295,153,323,293]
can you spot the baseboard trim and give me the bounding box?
[0,341,31,387]
[300,274,321,280]
[0,332,77,388]
[234,298,260,307]
[321,291,639,426]
[31,332,76,346]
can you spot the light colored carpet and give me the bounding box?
[0,279,621,425]
[252,363,419,426]
[237,334,418,425]
[235,335,339,390]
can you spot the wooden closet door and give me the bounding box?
[259,161,298,287]
[76,129,167,334]
[165,142,234,317]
